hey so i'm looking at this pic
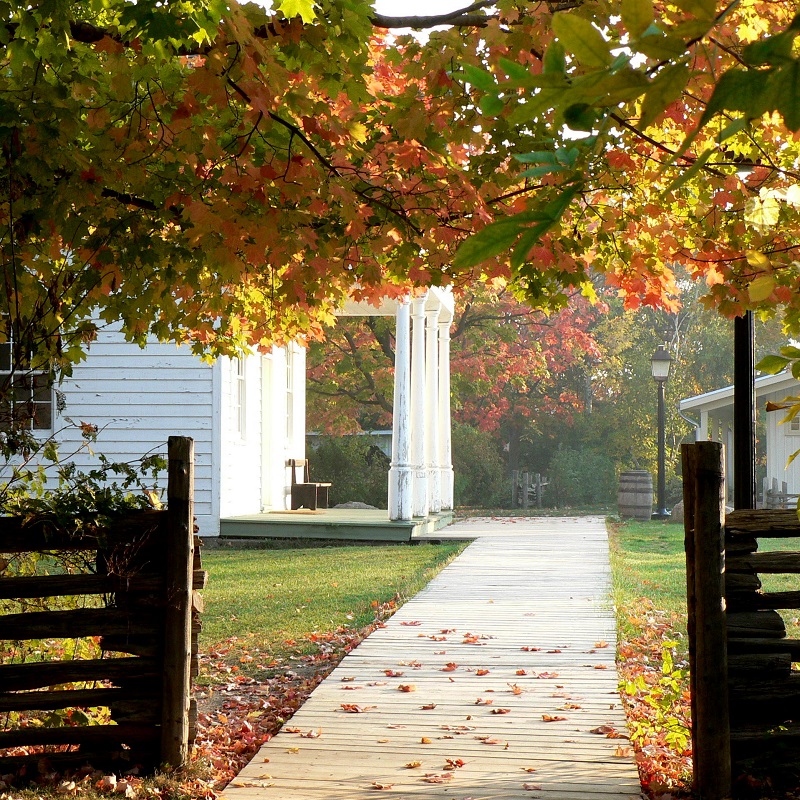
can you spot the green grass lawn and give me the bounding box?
[199,541,467,664]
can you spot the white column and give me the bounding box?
[426,302,441,513]
[389,299,413,520]
[438,315,453,510]
[697,410,709,442]
[411,296,429,517]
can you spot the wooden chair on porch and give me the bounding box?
[288,458,331,510]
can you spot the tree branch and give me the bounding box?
[370,2,496,29]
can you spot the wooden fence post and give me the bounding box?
[681,443,699,769]
[522,472,530,510]
[691,441,731,800]
[161,436,195,768]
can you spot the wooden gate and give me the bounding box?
[0,436,205,774]
[683,440,800,799]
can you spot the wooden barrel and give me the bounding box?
[618,471,653,520]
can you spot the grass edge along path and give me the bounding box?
[194,541,468,790]
[606,518,693,799]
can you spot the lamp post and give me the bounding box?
[651,344,672,520]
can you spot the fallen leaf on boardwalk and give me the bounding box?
[422,773,454,783]
[230,781,263,788]
[475,736,504,745]
[342,685,361,690]
[594,664,608,670]
[398,684,416,692]
[384,669,404,677]
[299,729,321,738]
[387,724,407,729]
[542,715,567,722]
[441,628,456,634]
[534,672,559,679]
[523,783,543,791]
[367,681,387,686]
[377,738,389,743]
[401,621,423,626]
[340,703,376,713]
[508,683,523,695]
[429,635,447,641]
[590,726,615,735]
[442,724,476,731]
[475,697,493,705]
[614,746,633,757]
[421,737,432,744]
[522,767,537,773]
[445,759,466,770]
[560,703,582,710]
[434,650,447,655]
[441,662,459,672]
[547,649,562,653]
[476,669,490,676]
[595,641,609,648]
[491,708,511,714]
[341,676,355,682]
[521,646,541,652]
[421,703,437,710]
[283,726,302,733]
[287,747,300,753]
[516,669,527,675]
[370,782,394,790]
[399,660,423,668]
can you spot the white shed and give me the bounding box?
[680,372,800,502]
[22,326,307,537]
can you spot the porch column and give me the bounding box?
[425,302,441,513]
[411,295,429,517]
[697,410,709,442]
[438,313,453,510]
[389,298,412,520]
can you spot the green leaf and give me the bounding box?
[743,31,795,67]
[770,60,800,132]
[748,274,776,303]
[453,220,523,269]
[518,164,569,178]
[792,361,800,381]
[634,32,687,60]
[698,68,768,129]
[498,57,531,81]
[716,117,748,143]
[514,151,559,164]
[462,63,496,92]
[639,64,689,129]
[510,222,553,269]
[756,354,791,374]
[552,12,612,69]
[661,148,713,196]
[479,93,505,116]
[542,40,566,76]
[781,345,800,358]
[621,0,654,38]
[563,102,599,131]
[277,0,316,23]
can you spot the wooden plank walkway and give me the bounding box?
[223,516,644,800]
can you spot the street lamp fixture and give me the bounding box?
[651,344,672,519]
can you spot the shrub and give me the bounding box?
[308,435,390,508]
[547,446,616,507]
[451,423,508,508]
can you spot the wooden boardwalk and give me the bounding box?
[223,516,644,800]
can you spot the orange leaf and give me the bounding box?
[475,698,493,705]
[400,621,422,626]
[595,641,609,648]
[476,669,490,676]
[370,782,394,790]
[491,708,511,715]
[398,684,416,692]
[444,758,466,770]
[542,715,567,722]
[421,703,437,710]
[420,737,432,744]
[421,773,454,783]
[384,669,404,677]
[441,662,459,672]
[340,704,376,713]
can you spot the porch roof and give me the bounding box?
[679,371,800,414]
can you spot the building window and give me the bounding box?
[233,357,246,438]
[0,334,52,431]
[790,416,800,434]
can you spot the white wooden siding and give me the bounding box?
[50,328,220,536]
[765,387,800,494]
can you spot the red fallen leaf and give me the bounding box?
[476,669,490,676]
[422,773,454,783]
[441,662,459,672]
[340,704,376,713]
[521,646,541,652]
[542,714,567,722]
[444,758,466,770]
[440,628,456,634]
[490,708,511,715]
[384,669,404,677]
[534,672,559,679]
[523,783,543,790]
[401,621,423,626]
[434,650,447,655]
[594,664,608,670]
[397,684,416,692]
[421,703,437,710]
[370,781,394,790]
[516,669,527,675]
[475,698,493,705]
[590,725,615,735]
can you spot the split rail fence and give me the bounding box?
[0,436,205,775]
[683,440,800,800]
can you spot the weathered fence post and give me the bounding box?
[161,436,195,767]
[535,473,543,509]
[522,471,530,510]
[685,441,731,800]
[681,443,699,768]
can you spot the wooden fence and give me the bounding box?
[511,470,548,509]
[683,440,800,800]
[0,436,205,774]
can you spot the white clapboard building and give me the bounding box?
[21,325,307,537]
